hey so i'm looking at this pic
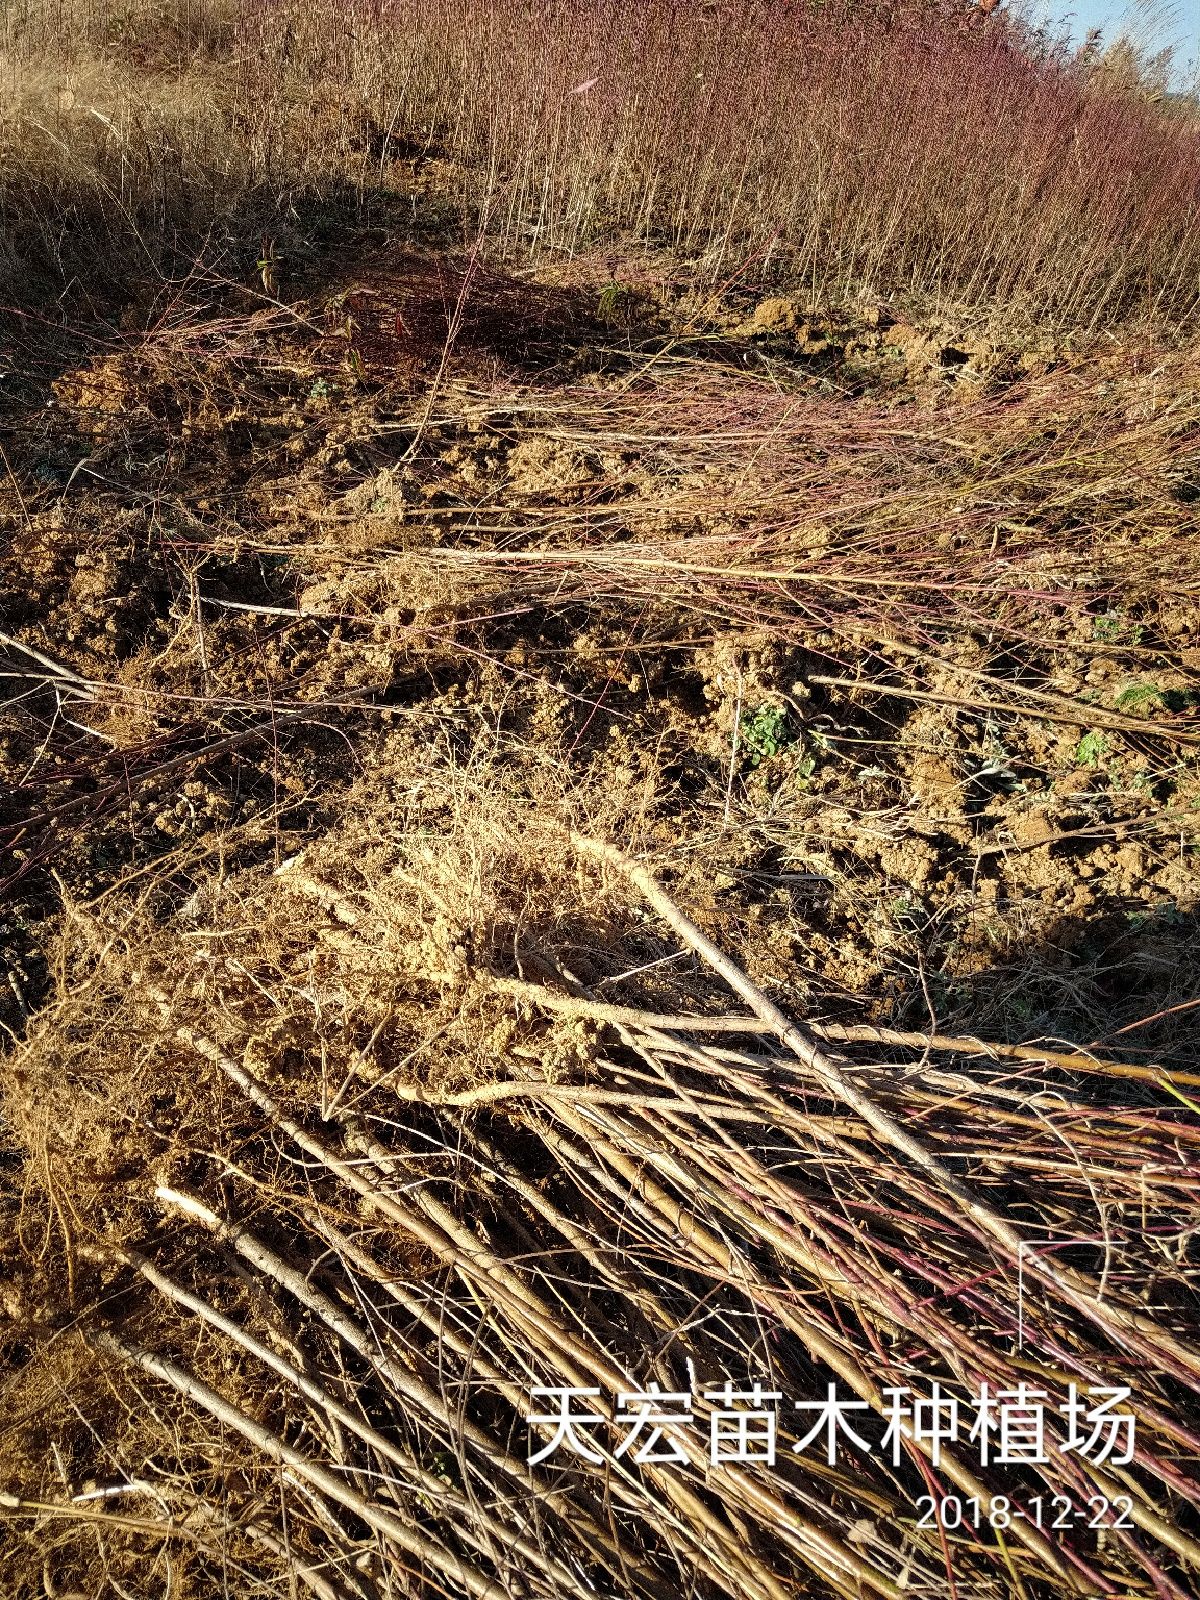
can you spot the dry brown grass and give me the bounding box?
[2,0,1200,326]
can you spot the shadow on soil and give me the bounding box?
[907,901,1200,1086]
[0,177,675,424]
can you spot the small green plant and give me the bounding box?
[1092,610,1143,646]
[597,280,630,322]
[740,703,793,766]
[794,751,818,786]
[1113,682,1162,711]
[1126,902,1186,932]
[1074,730,1108,767]
[1112,683,1200,719]
[889,893,923,931]
[308,377,331,401]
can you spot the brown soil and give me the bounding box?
[5,247,1198,1033]
[2,217,1199,1599]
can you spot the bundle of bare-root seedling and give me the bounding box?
[2,800,1199,1600]
[398,350,1200,654]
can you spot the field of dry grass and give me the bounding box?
[2,4,1200,1600]
[2,0,1200,323]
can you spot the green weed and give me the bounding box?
[597,281,630,323]
[740,703,793,766]
[1113,682,1162,710]
[1113,682,1200,714]
[1092,610,1143,646]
